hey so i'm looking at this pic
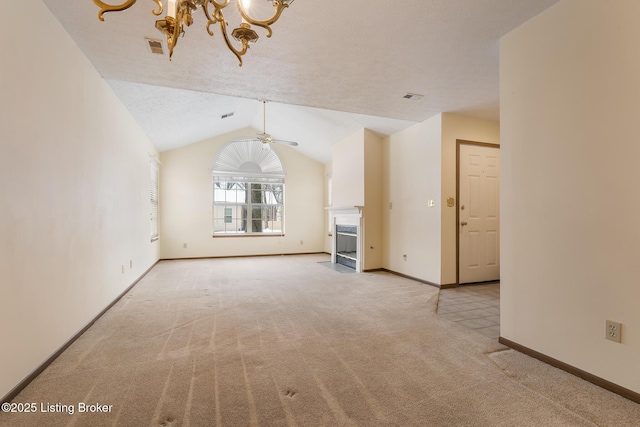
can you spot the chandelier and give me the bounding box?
[93,0,294,65]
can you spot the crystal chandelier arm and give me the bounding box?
[93,0,163,21]
[237,0,291,38]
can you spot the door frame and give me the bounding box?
[456,139,500,286]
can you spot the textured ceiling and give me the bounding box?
[42,0,560,163]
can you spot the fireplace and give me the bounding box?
[329,206,363,272]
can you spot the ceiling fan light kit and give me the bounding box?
[92,0,294,65]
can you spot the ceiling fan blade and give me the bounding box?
[273,139,299,147]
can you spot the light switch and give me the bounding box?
[428,199,436,208]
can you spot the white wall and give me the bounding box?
[441,114,500,285]
[0,1,159,399]
[501,0,640,393]
[383,115,442,283]
[159,129,325,258]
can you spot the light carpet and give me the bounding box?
[2,254,639,426]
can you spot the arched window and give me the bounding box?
[213,140,285,235]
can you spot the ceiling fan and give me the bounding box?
[236,100,299,147]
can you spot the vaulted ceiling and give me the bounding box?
[42,0,560,163]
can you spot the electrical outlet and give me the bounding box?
[183,243,187,249]
[606,320,622,343]
[300,240,304,245]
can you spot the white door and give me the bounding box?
[459,144,500,284]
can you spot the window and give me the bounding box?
[150,159,159,242]
[213,140,285,235]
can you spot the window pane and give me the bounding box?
[213,180,283,235]
[213,218,226,234]
[251,189,263,203]
[239,220,248,233]
[264,189,275,204]
[236,186,246,203]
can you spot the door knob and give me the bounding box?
[461,221,468,226]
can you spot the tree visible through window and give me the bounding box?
[213,140,285,235]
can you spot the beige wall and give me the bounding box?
[331,130,365,207]
[330,129,383,270]
[441,114,500,285]
[159,129,325,258]
[381,114,498,284]
[0,1,159,399]
[501,0,640,393]
[382,115,442,283]
[363,130,383,270]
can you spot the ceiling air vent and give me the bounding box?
[221,112,235,119]
[145,38,164,55]
[403,93,424,100]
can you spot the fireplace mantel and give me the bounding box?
[326,206,364,215]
